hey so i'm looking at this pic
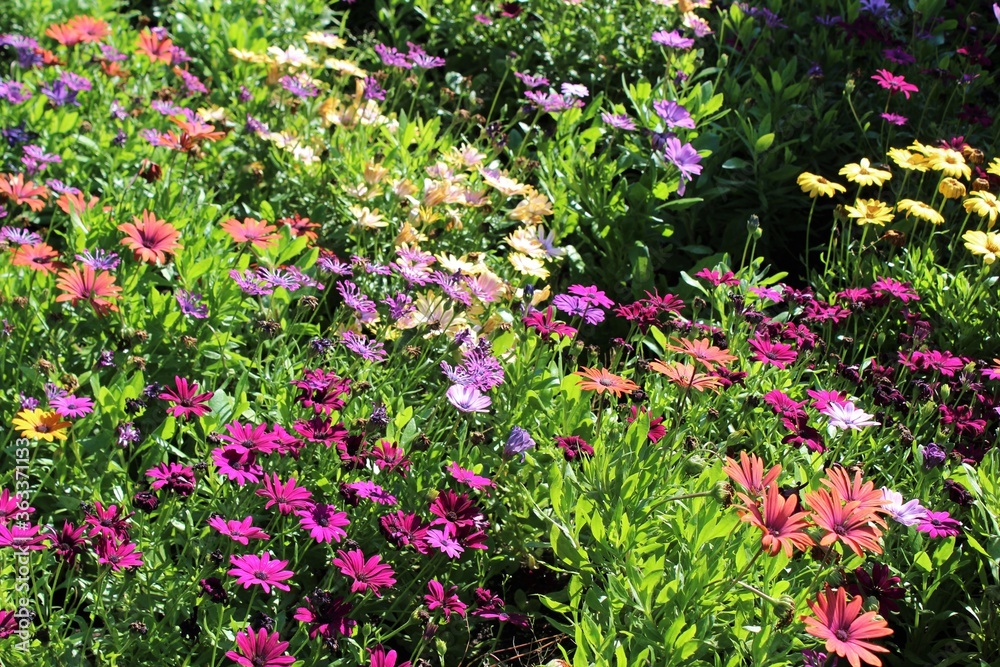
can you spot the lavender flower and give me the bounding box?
[601,113,636,130]
[176,290,209,319]
[341,331,387,362]
[0,80,32,104]
[880,488,926,526]
[446,385,492,413]
[76,249,121,271]
[921,443,947,469]
[363,76,386,101]
[504,426,536,461]
[514,72,549,89]
[41,80,80,107]
[651,30,694,49]
[653,100,695,129]
[663,137,702,196]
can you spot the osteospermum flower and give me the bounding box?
[938,177,966,200]
[257,474,315,515]
[445,384,491,413]
[158,377,214,420]
[208,515,270,545]
[297,504,350,544]
[895,199,943,225]
[331,548,396,597]
[886,147,928,172]
[838,159,892,187]
[220,217,279,249]
[963,191,999,228]
[822,402,880,430]
[369,645,412,667]
[926,147,971,180]
[915,510,962,538]
[228,553,295,594]
[573,367,639,397]
[225,628,296,667]
[0,173,48,211]
[871,69,918,98]
[49,394,94,418]
[55,265,122,314]
[648,360,722,392]
[797,172,847,198]
[11,243,65,274]
[803,586,892,667]
[961,230,1000,263]
[723,451,781,497]
[845,199,894,226]
[737,483,815,557]
[12,409,71,441]
[118,210,181,263]
[806,488,884,557]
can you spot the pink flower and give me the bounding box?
[297,504,350,544]
[424,580,467,619]
[748,337,798,369]
[145,462,196,496]
[228,553,295,594]
[212,445,263,486]
[916,510,962,538]
[369,644,411,667]
[256,473,314,515]
[208,516,270,546]
[219,421,280,455]
[158,376,213,420]
[225,627,295,667]
[331,548,396,597]
[49,394,94,418]
[446,384,491,413]
[872,69,919,98]
[425,526,464,558]
[96,538,143,570]
[447,462,494,492]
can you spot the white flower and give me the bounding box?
[881,488,926,526]
[822,401,880,431]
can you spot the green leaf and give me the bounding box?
[754,133,775,153]
[913,551,932,572]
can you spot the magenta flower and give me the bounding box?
[294,590,356,640]
[0,523,48,550]
[208,516,270,546]
[219,421,280,455]
[369,645,411,667]
[651,29,694,49]
[342,480,398,506]
[228,553,295,594]
[297,504,350,544]
[50,521,87,565]
[425,526,464,558]
[145,462,196,496]
[212,445,263,486]
[880,112,907,126]
[257,473,315,515]
[0,488,34,524]
[916,510,962,538]
[225,627,296,667]
[663,136,702,196]
[85,501,132,541]
[430,490,486,530]
[158,376,213,420]
[379,511,430,553]
[331,548,396,597]
[49,394,93,418]
[748,337,798,369]
[872,69,919,98]
[96,538,143,571]
[424,580,467,620]
[447,463,494,492]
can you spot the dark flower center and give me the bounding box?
[36,424,51,433]
[835,629,849,641]
[254,570,268,581]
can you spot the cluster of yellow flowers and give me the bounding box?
[797,144,1000,264]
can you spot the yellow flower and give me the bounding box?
[304,31,346,49]
[925,147,972,180]
[964,191,1000,228]
[508,252,550,279]
[479,168,529,197]
[797,172,847,198]
[324,58,367,78]
[349,205,388,229]
[896,199,944,225]
[987,157,1000,178]
[228,48,268,63]
[12,409,71,442]
[963,230,1000,264]
[838,158,892,187]
[844,199,894,226]
[506,227,546,257]
[887,148,929,172]
[938,177,967,200]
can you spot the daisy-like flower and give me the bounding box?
[0,173,48,211]
[55,265,122,314]
[228,553,295,594]
[962,230,1000,264]
[225,628,296,667]
[158,377,214,420]
[797,172,847,198]
[176,290,209,318]
[886,147,928,172]
[925,147,971,180]
[49,394,94,418]
[294,590,356,641]
[736,483,815,557]
[212,446,263,486]
[425,525,465,558]
[963,191,999,228]
[879,488,925,526]
[806,488,884,557]
[666,337,738,370]
[938,177,966,200]
[848,563,904,617]
[257,474,315,515]
[573,367,639,397]
[447,463,494,492]
[146,462,196,496]
[12,409,71,441]
[723,451,781,497]
[118,210,181,263]
[220,217,279,250]
[747,337,798,369]
[838,159,892,187]
[208,516,270,545]
[96,539,144,571]
[915,510,961,538]
[871,69,919,98]
[11,243,65,274]
[424,580,467,620]
[895,199,944,225]
[369,645,412,667]
[331,548,396,597]
[822,402,880,430]
[844,199,894,226]
[648,360,723,392]
[803,586,892,667]
[822,468,886,511]
[297,504,350,544]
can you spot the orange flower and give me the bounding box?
[821,467,888,515]
[221,217,279,250]
[170,116,226,143]
[136,28,174,63]
[11,243,66,274]
[666,337,738,371]
[45,21,84,47]
[57,191,99,215]
[723,451,781,497]
[118,210,181,263]
[737,484,815,557]
[0,173,49,211]
[804,586,893,667]
[55,265,122,315]
[805,488,884,558]
[648,360,722,392]
[573,367,639,398]
[67,16,110,43]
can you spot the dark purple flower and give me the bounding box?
[921,443,946,469]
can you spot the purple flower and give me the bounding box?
[446,385,491,413]
[552,294,606,325]
[651,30,694,49]
[341,331,387,362]
[175,68,208,96]
[280,75,319,99]
[653,100,695,129]
[883,47,915,64]
[59,72,92,92]
[0,80,32,104]
[176,290,209,319]
[2,226,41,245]
[504,426,535,460]
[880,112,907,126]
[101,44,128,62]
[662,137,702,196]
[407,43,445,69]
[374,43,413,69]
[363,76,386,101]
[117,422,141,447]
[514,72,549,89]
[76,249,120,271]
[560,83,589,99]
[921,443,947,469]
[916,510,962,538]
[21,145,61,175]
[601,112,636,130]
[880,488,925,526]
[524,90,571,113]
[41,80,80,107]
